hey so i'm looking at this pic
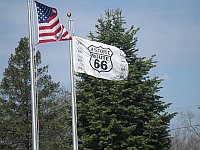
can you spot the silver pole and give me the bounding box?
[28,0,38,150]
[67,12,78,150]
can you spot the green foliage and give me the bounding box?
[0,37,72,149]
[76,9,175,149]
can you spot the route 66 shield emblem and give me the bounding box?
[88,45,113,73]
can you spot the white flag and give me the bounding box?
[72,36,128,80]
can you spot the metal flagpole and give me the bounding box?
[34,50,39,150]
[28,0,38,149]
[67,12,78,150]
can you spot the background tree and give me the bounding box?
[170,110,200,150]
[0,37,72,149]
[76,9,175,149]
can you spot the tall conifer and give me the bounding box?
[0,37,71,149]
[76,9,175,149]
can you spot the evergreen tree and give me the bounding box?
[76,9,175,150]
[0,37,72,149]
[38,89,73,150]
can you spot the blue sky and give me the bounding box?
[0,0,200,125]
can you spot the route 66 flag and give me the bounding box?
[72,36,128,80]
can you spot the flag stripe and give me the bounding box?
[39,39,57,43]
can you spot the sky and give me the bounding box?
[0,0,200,126]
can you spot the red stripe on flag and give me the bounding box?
[39,39,57,43]
[39,32,56,37]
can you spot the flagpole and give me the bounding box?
[28,0,38,150]
[67,12,78,150]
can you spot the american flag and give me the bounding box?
[35,1,71,43]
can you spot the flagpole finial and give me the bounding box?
[67,12,72,18]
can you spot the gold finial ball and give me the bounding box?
[67,12,72,17]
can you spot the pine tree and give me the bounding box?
[38,89,73,150]
[76,9,175,150]
[0,37,72,149]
